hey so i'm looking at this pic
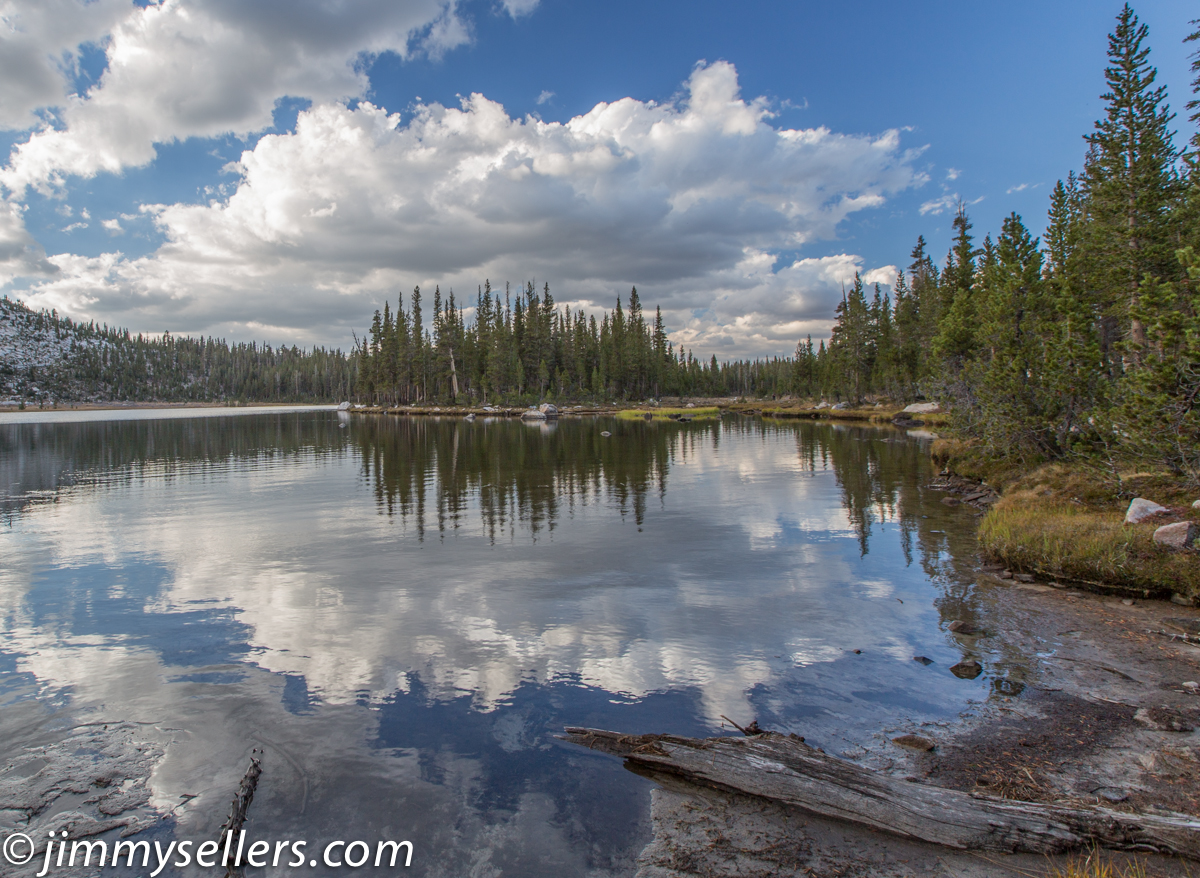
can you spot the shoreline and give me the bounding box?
[586,552,1200,877]
[565,412,1200,876]
[0,400,334,414]
[3,400,1195,873]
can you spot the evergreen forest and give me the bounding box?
[356,5,1200,482]
[6,5,1199,485]
[0,297,355,403]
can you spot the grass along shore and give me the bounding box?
[933,442,1200,604]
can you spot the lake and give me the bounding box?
[0,409,997,876]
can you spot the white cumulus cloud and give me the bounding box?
[15,62,921,357]
[0,201,57,283]
[0,0,480,195]
[0,0,130,130]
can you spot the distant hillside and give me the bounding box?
[0,297,355,405]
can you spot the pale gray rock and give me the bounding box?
[1153,521,1197,551]
[1125,497,1168,524]
[901,402,940,414]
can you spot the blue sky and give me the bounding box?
[0,0,1196,357]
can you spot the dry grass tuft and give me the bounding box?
[1044,850,1149,878]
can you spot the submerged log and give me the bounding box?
[562,728,1200,859]
[219,748,264,878]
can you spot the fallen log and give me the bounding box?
[219,748,264,878]
[562,728,1200,859]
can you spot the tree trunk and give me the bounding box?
[563,728,1200,859]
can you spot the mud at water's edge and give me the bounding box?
[627,575,1200,878]
[0,721,171,876]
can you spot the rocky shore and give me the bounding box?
[574,569,1200,877]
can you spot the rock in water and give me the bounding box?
[947,620,976,635]
[941,496,961,507]
[1125,497,1168,524]
[600,431,612,437]
[950,660,983,679]
[892,734,936,751]
[1153,521,1197,551]
[913,656,934,666]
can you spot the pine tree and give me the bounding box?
[891,270,922,398]
[827,275,873,402]
[1184,18,1200,154]
[931,205,980,367]
[972,213,1050,458]
[1043,174,1106,450]
[1082,4,1182,362]
[1117,247,1200,482]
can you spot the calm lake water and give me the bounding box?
[0,409,1000,876]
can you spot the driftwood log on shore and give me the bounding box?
[563,728,1200,859]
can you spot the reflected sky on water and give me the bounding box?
[0,411,993,876]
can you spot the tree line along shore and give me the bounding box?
[2,6,1198,604]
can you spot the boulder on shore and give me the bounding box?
[1153,521,1197,551]
[1125,497,1168,524]
[901,402,940,414]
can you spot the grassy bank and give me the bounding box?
[616,406,720,421]
[722,401,953,426]
[935,444,1200,601]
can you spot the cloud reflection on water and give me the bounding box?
[0,412,986,875]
